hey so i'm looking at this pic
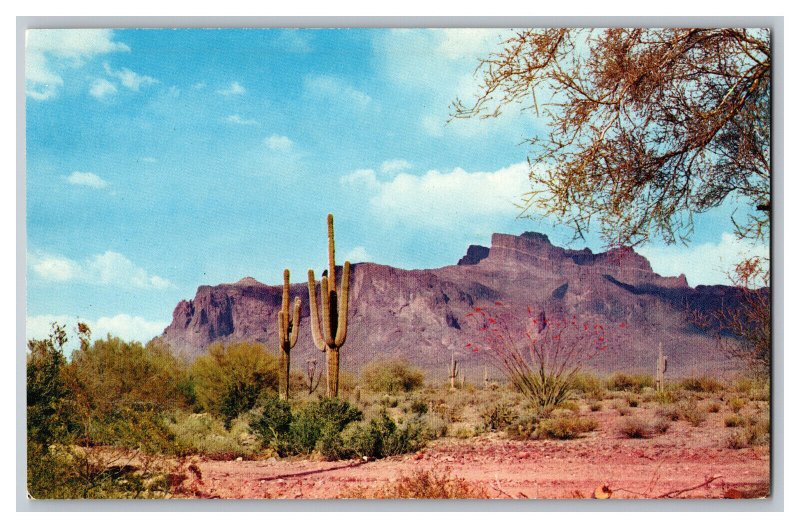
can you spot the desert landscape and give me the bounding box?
[25,27,772,501]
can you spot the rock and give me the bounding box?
[159,232,755,374]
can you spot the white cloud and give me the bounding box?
[26,314,168,345]
[89,78,117,99]
[304,75,371,108]
[217,81,246,96]
[103,62,158,91]
[225,114,259,126]
[31,254,81,282]
[29,250,173,290]
[380,159,412,174]
[343,246,371,263]
[341,162,531,233]
[192,82,206,90]
[26,29,129,101]
[265,134,293,151]
[66,171,108,188]
[639,233,770,287]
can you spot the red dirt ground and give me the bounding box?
[178,407,770,500]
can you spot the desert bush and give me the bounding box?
[655,404,682,422]
[680,375,724,393]
[342,411,429,460]
[421,414,448,438]
[190,342,280,426]
[288,398,363,455]
[705,402,722,413]
[571,372,606,399]
[361,358,424,394]
[479,401,517,432]
[625,393,640,407]
[727,396,747,413]
[164,412,258,460]
[249,395,292,453]
[607,373,654,393]
[505,411,540,440]
[536,415,598,440]
[588,401,603,412]
[409,400,429,415]
[726,416,769,449]
[556,400,581,413]
[724,414,745,427]
[652,388,681,405]
[617,416,670,438]
[679,400,706,427]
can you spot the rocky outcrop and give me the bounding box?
[159,232,749,377]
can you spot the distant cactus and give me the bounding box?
[449,351,459,390]
[307,213,351,398]
[277,269,302,400]
[656,342,668,392]
[484,366,489,389]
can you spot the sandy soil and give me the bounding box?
[176,406,770,500]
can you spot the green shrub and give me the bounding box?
[607,373,654,393]
[288,398,363,455]
[344,411,429,459]
[478,401,516,432]
[680,375,723,393]
[250,396,292,452]
[570,372,606,399]
[190,342,280,425]
[536,415,598,440]
[505,412,540,440]
[361,359,425,394]
[164,412,258,459]
[410,400,429,414]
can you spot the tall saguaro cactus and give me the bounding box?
[655,342,668,392]
[278,269,302,401]
[307,214,351,398]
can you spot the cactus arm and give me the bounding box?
[278,309,286,343]
[307,269,326,351]
[321,276,336,347]
[334,261,350,347]
[327,214,336,293]
[290,297,301,347]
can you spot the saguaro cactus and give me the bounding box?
[655,342,668,392]
[278,269,302,401]
[449,351,459,390]
[307,213,351,398]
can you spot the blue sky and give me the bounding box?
[25,28,768,344]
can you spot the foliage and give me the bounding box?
[452,28,770,249]
[468,304,622,409]
[617,416,669,438]
[678,400,707,427]
[361,358,425,394]
[190,342,280,425]
[478,401,516,432]
[680,375,724,393]
[27,324,71,447]
[536,414,598,440]
[343,411,430,460]
[164,412,259,460]
[726,414,769,449]
[607,373,654,393]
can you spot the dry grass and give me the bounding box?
[345,469,490,499]
[617,416,670,438]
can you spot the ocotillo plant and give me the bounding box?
[278,269,302,400]
[449,351,459,390]
[656,342,668,392]
[307,213,351,398]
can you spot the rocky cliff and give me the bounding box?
[160,232,747,378]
